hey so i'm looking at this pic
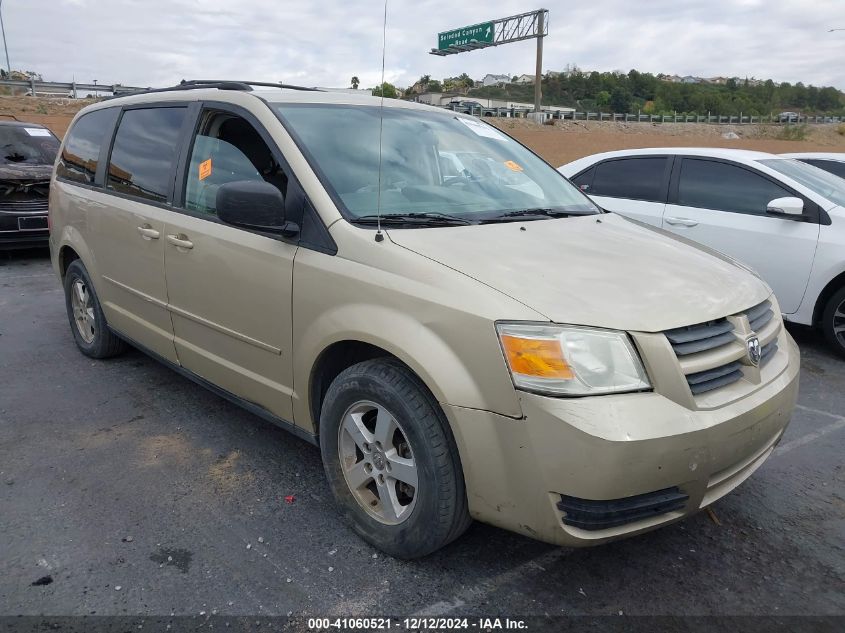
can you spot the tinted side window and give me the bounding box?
[183,113,287,216]
[56,108,119,185]
[678,159,791,215]
[570,167,594,191]
[804,159,845,180]
[591,158,667,202]
[107,107,187,203]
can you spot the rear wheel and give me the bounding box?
[821,287,845,358]
[63,260,126,359]
[319,358,471,558]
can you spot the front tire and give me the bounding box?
[821,287,845,358]
[63,260,126,359]
[319,358,471,558]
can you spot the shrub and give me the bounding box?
[777,125,808,141]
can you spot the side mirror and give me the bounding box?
[766,196,804,217]
[216,180,298,237]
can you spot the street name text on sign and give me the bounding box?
[438,22,494,50]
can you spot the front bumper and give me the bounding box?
[443,330,799,547]
[0,229,49,249]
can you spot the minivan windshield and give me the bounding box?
[758,158,845,208]
[273,104,599,224]
[0,125,59,165]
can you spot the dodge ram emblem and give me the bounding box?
[746,336,762,367]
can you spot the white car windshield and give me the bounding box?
[273,104,599,224]
[758,158,845,208]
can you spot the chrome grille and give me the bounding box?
[664,299,781,396]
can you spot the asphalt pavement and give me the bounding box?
[1,248,843,619]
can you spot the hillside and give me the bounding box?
[467,71,844,115]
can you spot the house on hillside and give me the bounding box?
[660,74,683,83]
[681,75,702,84]
[514,74,535,84]
[482,73,511,87]
[706,76,728,85]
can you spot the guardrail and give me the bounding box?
[440,103,843,124]
[0,78,148,97]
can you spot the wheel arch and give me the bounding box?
[812,270,845,326]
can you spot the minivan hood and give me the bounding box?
[388,213,769,332]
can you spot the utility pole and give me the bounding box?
[0,0,11,78]
[534,9,544,113]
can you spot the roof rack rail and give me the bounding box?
[180,79,321,92]
[106,79,320,100]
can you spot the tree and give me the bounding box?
[428,80,442,92]
[351,76,359,89]
[610,87,632,113]
[372,82,398,98]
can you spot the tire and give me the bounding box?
[319,358,471,559]
[63,260,127,359]
[821,286,845,358]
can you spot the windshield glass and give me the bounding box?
[273,104,598,222]
[758,158,845,208]
[0,125,59,165]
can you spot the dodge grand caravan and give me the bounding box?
[49,80,799,558]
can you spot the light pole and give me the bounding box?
[829,28,845,32]
[0,0,11,78]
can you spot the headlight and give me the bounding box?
[496,322,651,396]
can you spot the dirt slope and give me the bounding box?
[489,119,845,166]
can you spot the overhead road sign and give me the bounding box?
[438,22,494,51]
[430,9,548,56]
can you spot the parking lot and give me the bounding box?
[1,248,843,618]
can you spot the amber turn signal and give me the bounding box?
[500,334,574,380]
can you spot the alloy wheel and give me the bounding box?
[834,298,845,348]
[70,278,96,344]
[337,400,418,525]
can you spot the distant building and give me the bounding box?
[681,75,701,84]
[706,76,728,85]
[482,73,511,87]
[514,74,535,84]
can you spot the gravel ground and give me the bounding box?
[1,249,843,620]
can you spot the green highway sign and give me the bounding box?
[438,21,494,50]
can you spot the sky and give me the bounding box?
[4,0,845,91]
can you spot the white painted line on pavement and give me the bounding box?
[411,548,568,616]
[775,405,845,456]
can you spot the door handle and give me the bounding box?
[665,216,699,227]
[137,225,160,240]
[166,234,194,250]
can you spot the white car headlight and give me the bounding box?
[496,322,651,396]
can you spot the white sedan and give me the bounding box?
[559,148,845,356]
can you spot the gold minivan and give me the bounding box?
[49,80,799,558]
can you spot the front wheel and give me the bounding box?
[319,358,471,558]
[821,287,845,358]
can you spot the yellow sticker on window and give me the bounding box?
[504,160,523,172]
[199,158,212,180]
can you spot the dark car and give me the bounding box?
[0,121,59,249]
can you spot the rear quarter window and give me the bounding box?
[56,108,120,185]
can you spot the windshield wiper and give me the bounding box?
[350,212,473,226]
[480,208,594,223]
